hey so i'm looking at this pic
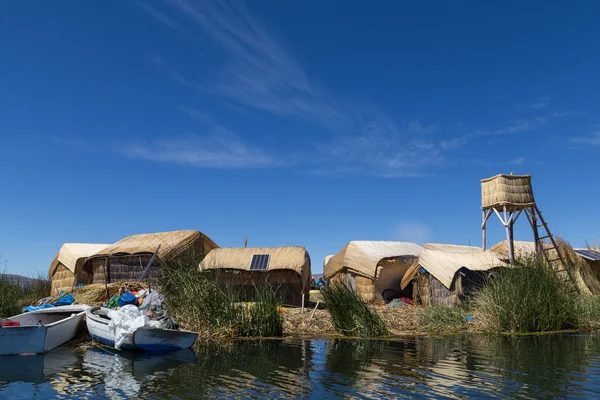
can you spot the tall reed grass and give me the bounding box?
[20,274,52,306]
[473,256,600,332]
[159,259,283,338]
[320,283,388,337]
[0,273,52,318]
[420,306,468,331]
[0,277,22,318]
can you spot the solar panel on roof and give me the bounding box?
[249,254,270,270]
[574,249,600,261]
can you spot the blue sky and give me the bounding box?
[1,1,599,275]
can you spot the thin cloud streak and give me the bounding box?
[164,0,352,130]
[571,131,600,145]
[532,96,551,109]
[483,120,534,135]
[486,157,526,167]
[139,0,547,177]
[119,111,282,169]
[137,1,185,32]
[120,132,280,169]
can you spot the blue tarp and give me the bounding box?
[54,293,75,306]
[22,304,54,312]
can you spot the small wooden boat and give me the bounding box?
[86,307,198,352]
[0,305,88,356]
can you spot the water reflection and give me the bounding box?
[0,347,79,384]
[1,334,600,399]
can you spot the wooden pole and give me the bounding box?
[138,245,161,283]
[301,293,305,315]
[311,301,320,318]
[482,209,487,250]
[103,258,110,302]
[508,211,515,262]
[504,205,514,264]
[531,206,541,254]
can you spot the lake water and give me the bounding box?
[2,333,600,399]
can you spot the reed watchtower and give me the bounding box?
[480,173,578,287]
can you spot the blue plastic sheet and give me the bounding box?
[22,304,54,313]
[54,293,75,306]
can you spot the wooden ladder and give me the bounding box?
[524,205,580,292]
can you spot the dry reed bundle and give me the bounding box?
[481,174,535,209]
[585,240,600,251]
[556,239,600,295]
[73,281,147,306]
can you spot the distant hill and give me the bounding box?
[0,273,43,288]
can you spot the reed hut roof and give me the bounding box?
[323,255,334,268]
[199,246,312,290]
[324,241,422,280]
[199,246,310,275]
[89,230,218,261]
[481,174,535,211]
[49,243,110,276]
[401,244,508,289]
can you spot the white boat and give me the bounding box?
[0,305,88,356]
[86,307,198,352]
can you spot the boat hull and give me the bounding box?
[0,306,87,356]
[133,328,198,352]
[85,308,137,350]
[86,307,197,351]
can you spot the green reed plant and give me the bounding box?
[473,256,585,332]
[0,277,23,318]
[160,259,284,338]
[320,283,388,337]
[420,306,468,331]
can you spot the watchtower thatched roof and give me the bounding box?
[481,174,535,211]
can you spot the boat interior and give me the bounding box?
[8,312,78,327]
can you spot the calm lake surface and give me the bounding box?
[2,333,600,399]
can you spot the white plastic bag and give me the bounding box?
[108,305,160,349]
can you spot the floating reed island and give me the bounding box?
[28,172,600,337]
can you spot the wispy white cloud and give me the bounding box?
[571,131,600,145]
[139,0,536,177]
[120,132,280,168]
[395,222,430,244]
[486,157,526,167]
[483,120,534,135]
[119,111,281,169]
[154,0,352,130]
[532,96,551,109]
[137,1,185,32]
[552,110,584,118]
[312,118,450,177]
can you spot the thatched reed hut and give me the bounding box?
[575,249,600,280]
[481,174,535,212]
[199,246,311,307]
[83,230,218,284]
[324,241,422,303]
[49,243,110,295]
[401,244,507,306]
[323,255,334,269]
